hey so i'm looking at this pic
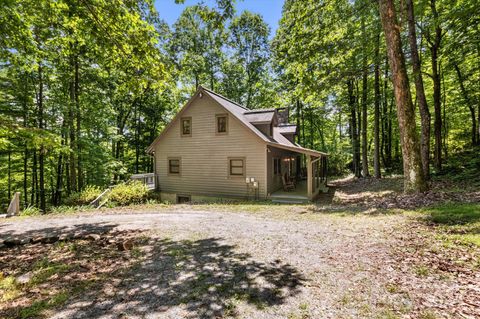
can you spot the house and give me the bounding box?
[146,86,328,203]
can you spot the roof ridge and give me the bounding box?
[200,86,249,111]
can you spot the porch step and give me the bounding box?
[270,195,310,204]
[271,198,309,204]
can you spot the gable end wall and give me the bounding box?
[154,95,267,199]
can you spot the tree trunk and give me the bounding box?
[478,104,480,144]
[361,20,369,177]
[23,148,28,208]
[382,55,392,170]
[405,0,431,178]
[75,55,83,190]
[53,120,67,206]
[374,31,381,178]
[8,150,11,200]
[430,0,442,171]
[69,53,77,193]
[134,103,140,174]
[379,0,428,192]
[37,63,46,212]
[348,80,361,178]
[32,150,38,206]
[453,63,477,146]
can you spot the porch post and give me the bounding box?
[307,155,313,200]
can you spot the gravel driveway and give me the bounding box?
[1,206,476,318]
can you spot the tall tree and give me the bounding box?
[405,0,431,178]
[424,0,444,171]
[373,28,381,179]
[361,17,369,178]
[379,0,428,192]
[228,11,270,107]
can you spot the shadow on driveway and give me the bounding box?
[56,237,305,318]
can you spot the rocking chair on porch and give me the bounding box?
[282,174,295,192]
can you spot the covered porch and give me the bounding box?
[267,144,328,203]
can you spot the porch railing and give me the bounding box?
[130,173,156,190]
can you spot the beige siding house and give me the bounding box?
[147,86,327,203]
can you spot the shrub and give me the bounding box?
[21,205,42,216]
[107,181,149,206]
[64,185,103,206]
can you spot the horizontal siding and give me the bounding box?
[155,95,267,198]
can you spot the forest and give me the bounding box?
[1,0,479,212]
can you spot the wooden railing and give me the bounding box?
[90,187,112,208]
[130,173,156,190]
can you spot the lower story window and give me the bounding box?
[229,158,245,177]
[169,158,180,174]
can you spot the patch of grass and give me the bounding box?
[20,205,42,216]
[419,203,480,247]
[31,258,72,285]
[419,309,438,319]
[414,266,429,277]
[375,309,400,319]
[385,283,400,294]
[19,290,69,319]
[0,274,21,301]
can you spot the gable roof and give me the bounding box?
[147,86,327,157]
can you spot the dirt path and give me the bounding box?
[2,208,414,318]
[2,174,480,319]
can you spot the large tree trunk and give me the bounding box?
[374,31,381,178]
[405,0,431,179]
[379,0,428,192]
[453,63,477,146]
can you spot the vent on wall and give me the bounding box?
[176,195,191,204]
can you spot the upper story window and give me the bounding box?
[216,114,228,134]
[181,117,192,136]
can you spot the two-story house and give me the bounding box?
[146,86,328,203]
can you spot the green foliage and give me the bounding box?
[0,274,20,302]
[433,147,480,187]
[19,290,69,319]
[421,203,480,247]
[65,185,103,206]
[107,181,149,206]
[20,205,42,216]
